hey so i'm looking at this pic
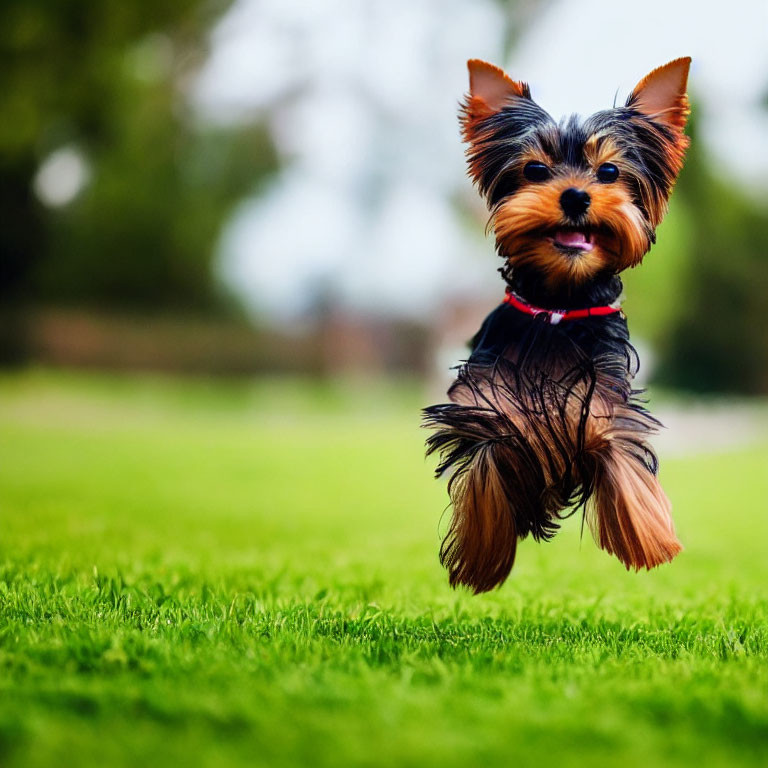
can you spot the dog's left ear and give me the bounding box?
[626,57,691,132]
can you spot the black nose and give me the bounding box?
[560,187,590,219]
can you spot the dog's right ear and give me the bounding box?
[461,60,530,133]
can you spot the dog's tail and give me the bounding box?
[584,402,682,570]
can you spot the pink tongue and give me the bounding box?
[554,230,593,251]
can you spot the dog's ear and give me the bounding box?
[466,59,530,116]
[461,59,531,141]
[626,57,691,132]
[623,58,691,228]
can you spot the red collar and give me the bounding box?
[503,291,623,325]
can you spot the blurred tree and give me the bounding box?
[0,1,277,361]
[654,118,768,394]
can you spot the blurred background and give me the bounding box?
[2,7,768,765]
[2,0,768,392]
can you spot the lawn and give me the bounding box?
[1,370,767,768]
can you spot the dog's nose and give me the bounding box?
[560,188,590,219]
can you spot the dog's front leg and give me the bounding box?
[586,410,682,569]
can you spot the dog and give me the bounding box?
[423,58,691,593]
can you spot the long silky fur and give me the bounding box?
[424,303,681,593]
[584,407,681,570]
[424,358,591,593]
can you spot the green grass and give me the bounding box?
[1,370,767,768]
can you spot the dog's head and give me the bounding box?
[461,58,691,290]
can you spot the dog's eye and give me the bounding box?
[596,163,619,183]
[523,161,551,182]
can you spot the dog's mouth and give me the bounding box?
[547,228,594,253]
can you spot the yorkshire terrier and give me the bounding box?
[424,58,691,593]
